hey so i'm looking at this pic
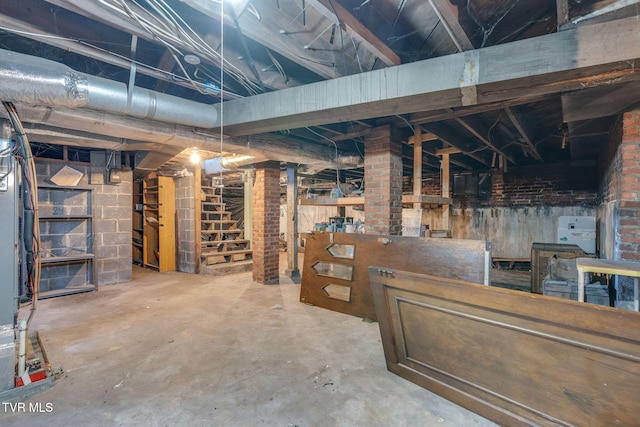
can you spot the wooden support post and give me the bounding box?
[441,153,450,231]
[244,169,253,242]
[413,127,423,209]
[194,162,202,274]
[286,164,300,281]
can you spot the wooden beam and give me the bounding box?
[310,0,401,66]
[504,107,543,161]
[408,133,439,144]
[556,0,570,30]
[428,0,474,51]
[435,147,462,155]
[424,123,491,167]
[153,49,176,93]
[221,16,640,135]
[451,113,517,165]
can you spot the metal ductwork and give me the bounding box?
[0,49,217,128]
[0,49,360,171]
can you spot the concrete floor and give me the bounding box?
[0,260,497,427]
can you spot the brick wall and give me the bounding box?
[175,172,196,273]
[413,163,598,208]
[364,125,403,235]
[599,110,640,262]
[252,161,280,284]
[35,159,132,286]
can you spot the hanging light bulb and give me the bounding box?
[190,148,201,164]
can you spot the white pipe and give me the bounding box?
[17,319,27,377]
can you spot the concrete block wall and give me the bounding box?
[35,159,132,286]
[175,172,196,273]
[252,161,280,284]
[364,124,403,235]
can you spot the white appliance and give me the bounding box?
[557,216,596,254]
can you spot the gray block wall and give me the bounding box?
[35,159,132,286]
[175,172,196,273]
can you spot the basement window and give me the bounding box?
[453,173,490,198]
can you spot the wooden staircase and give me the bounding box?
[200,177,252,267]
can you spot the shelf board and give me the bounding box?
[299,197,364,206]
[401,195,453,205]
[41,254,95,264]
[298,195,452,206]
[38,285,96,300]
[39,215,92,220]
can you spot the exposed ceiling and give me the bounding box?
[0,0,639,185]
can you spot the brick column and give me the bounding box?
[364,124,403,235]
[252,161,280,284]
[616,110,640,261]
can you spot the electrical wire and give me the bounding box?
[3,102,40,329]
[305,127,341,188]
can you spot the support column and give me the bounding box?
[244,169,254,242]
[616,110,640,262]
[194,162,202,274]
[285,164,300,282]
[252,161,280,284]
[441,152,450,231]
[364,124,403,235]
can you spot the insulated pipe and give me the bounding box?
[0,49,217,128]
[17,319,27,377]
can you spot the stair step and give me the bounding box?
[201,229,243,234]
[202,249,253,256]
[202,211,232,216]
[201,239,251,249]
[201,239,250,246]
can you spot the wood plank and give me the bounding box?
[221,16,640,135]
[298,197,364,206]
[300,233,489,320]
[435,147,462,155]
[310,0,401,66]
[504,107,543,161]
[158,176,176,272]
[369,267,640,426]
[427,0,474,51]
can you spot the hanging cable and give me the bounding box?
[3,102,40,328]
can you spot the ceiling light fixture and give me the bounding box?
[184,54,200,65]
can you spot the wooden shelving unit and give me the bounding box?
[132,179,144,266]
[142,173,176,272]
[37,185,96,298]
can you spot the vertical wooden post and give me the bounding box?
[441,153,450,231]
[244,169,253,242]
[194,162,202,274]
[556,0,570,30]
[286,164,300,281]
[413,127,423,208]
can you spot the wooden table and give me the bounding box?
[576,258,640,311]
